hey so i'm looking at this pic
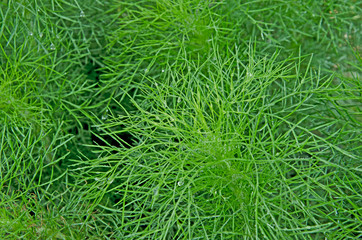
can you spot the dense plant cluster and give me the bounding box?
[1,0,361,239]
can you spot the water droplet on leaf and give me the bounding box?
[153,186,159,196]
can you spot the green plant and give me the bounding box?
[1,0,361,239]
[71,42,361,239]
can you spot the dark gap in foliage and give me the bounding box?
[67,126,79,135]
[90,125,135,150]
[84,59,102,88]
[29,210,35,217]
[113,196,121,205]
[116,131,135,149]
[286,169,297,179]
[82,122,89,131]
[82,57,139,150]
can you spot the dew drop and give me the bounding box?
[177,181,184,186]
[101,115,107,120]
[107,178,114,184]
[50,43,56,50]
[39,32,43,38]
[153,186,159,196]
[29,32,33,36]
[177,97,181,103]
[162,69,165,73]
[80,10,85,17]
